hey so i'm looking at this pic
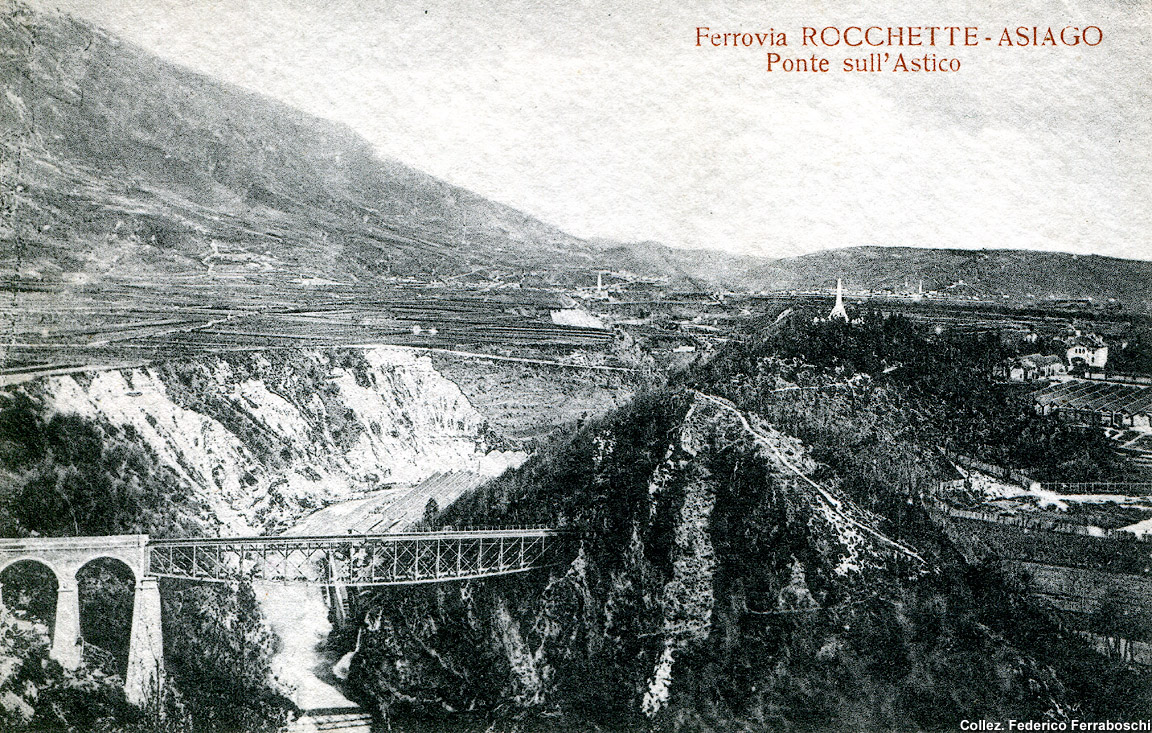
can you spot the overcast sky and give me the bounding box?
[25,0,1152,261]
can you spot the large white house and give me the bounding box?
[1066,334,1109,370]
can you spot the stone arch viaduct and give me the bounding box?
[0,535,161,706]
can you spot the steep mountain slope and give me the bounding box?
[0,6,605,285]
[0,5,774,290]
[344,391,1091,731]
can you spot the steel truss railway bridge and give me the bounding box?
[0,528,568,707]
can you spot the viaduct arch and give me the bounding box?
[0,535,162,707]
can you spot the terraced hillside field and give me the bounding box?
[0,276,617,383]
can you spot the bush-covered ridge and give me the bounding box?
[0,392,209,539]
[689,312,1124,492]
[347,379,1144,731]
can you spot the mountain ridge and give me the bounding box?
[2,6,1149,311]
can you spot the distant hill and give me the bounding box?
[743,246,1152,312]
[589,240,1152,312]
[1,6,1148,313]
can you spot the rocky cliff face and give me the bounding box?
[344,392,1069,732]
[29,348,525,533]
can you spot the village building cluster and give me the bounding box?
[821,279,1149,441]
[996,330,1111,382]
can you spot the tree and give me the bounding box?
[423,498,439,526]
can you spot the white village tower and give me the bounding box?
[829,278,849,321]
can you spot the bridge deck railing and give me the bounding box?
[146,526,573,546]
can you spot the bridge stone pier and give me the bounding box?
[0,535,161,707]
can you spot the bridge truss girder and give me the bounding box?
[147,531,563,586]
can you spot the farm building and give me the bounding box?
[550,308,606,329]
[997,353,1067,382]
[1032,378,1152,430]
